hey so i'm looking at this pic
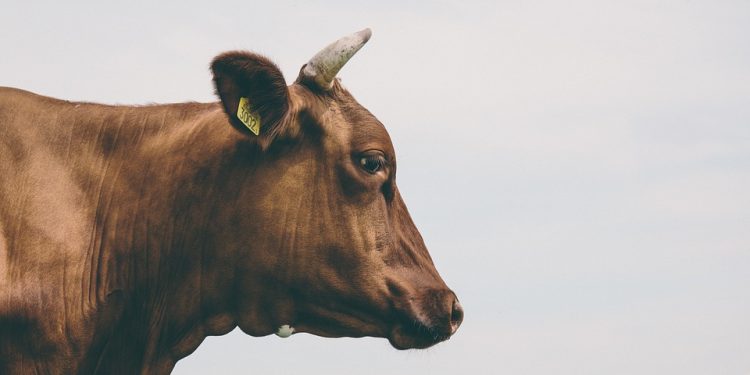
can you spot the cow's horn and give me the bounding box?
[300,28,372,90]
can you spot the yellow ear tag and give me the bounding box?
[237,97,261,135]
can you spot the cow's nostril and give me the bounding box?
[450,299,464,334]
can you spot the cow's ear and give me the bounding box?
[211,51,290,146]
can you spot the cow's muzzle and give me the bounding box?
[388,289,464,349]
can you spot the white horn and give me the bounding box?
[300,28,372,90]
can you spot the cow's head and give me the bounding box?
[209,29,462,349]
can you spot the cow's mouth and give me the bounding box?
[388,320,452,349]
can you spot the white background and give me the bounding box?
[2,1,748,374]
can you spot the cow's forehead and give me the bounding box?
[337,91,393,155]
[290,83,395,156]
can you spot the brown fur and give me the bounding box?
[0,47,462,375]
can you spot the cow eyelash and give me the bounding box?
[358,153,388,174]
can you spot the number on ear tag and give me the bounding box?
[237,97,261,135]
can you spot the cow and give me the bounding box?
[0,29,463,374]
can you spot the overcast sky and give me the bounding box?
[2,0,748,374]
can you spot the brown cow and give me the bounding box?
[0,29,462,374]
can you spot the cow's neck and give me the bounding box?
[63,103,282,373]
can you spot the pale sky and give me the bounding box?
[2,1,749,374]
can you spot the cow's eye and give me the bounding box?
[359,154,387,174]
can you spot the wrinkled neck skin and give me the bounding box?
[104,109,302,372]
